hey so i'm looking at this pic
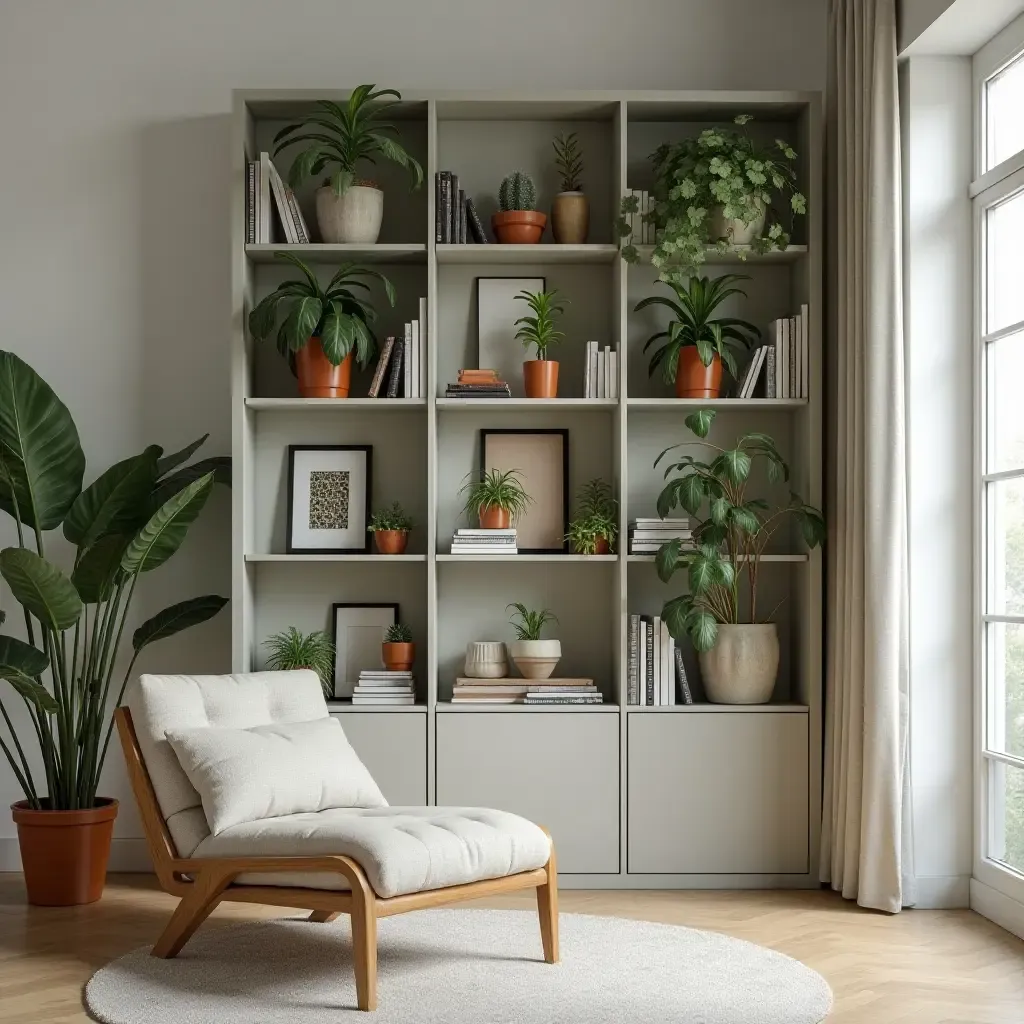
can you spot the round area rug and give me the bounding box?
[85,908,832,1024]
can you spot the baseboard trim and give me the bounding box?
[0,837,152,873]
[910,874,971,908]
[970,878,1024,941]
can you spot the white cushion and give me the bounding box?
[166,717,386,835]
[191,806,552,898]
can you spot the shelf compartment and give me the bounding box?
[246,554,427,563]
[246,398,426,411]
[436,398,617,411]
[437,701,616,713]
[246,243,427,264]
[626,398,807,410]
[436,244,619,265]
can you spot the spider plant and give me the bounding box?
[565,478,618,554]
[506,604,558,642]
[514,289,567,359]
[459,469,532,525]
[262,627,335,699]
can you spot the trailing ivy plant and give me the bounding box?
[654,409,824,651]
[262,627,335,699]
[514,288,567,359]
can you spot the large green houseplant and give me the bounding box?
[0,352,229,905]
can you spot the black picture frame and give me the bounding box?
[286,444,373,554]
[330,602,399,701]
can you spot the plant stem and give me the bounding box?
[0,702,38,805]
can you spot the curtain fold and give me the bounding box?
[821,0,915,913]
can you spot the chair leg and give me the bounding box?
[308,910,341,923]
[347,869,378,1011]
[151,869,232,959]
[536,842,560,964]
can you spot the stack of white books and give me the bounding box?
[629,518,693,554]
[352,670,415,705]
[583,342,619,399]
[450,528,517,555]
[736,304,809,399]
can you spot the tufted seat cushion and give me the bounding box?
[191,806,552,898]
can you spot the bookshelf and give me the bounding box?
[231,89,823,887]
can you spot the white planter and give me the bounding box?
[315,184,383,244]
[463,641,508,679]
[708,202,766,246]
[698,623,779,704]
[509,639,562,680]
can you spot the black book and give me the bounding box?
[459,192,468,243]
[386,339,405,398]
[675,647,694,704]
[434,173,444,243]
[642,615,655,706]
[246,161,256,244]
[466,198,488,243]
[450,174,460,243]
[628,614,639,705]
[440,172,451,243]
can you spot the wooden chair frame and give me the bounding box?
[114,707,559,1011]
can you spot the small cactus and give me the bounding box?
[499,171,537,212]
[384,622,413,643]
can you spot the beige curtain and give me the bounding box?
[821,0,915,913]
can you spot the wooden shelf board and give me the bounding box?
[436,244,618,265]
[627,397,807,409]
[624,702,809,713]
[438,553,617,563]
[627,553,807,563]
[246,553,426,563]
[246,243,427,265]
[245,397,426,410]
[436,398,617,410]
[436,701,616,713]
[631,244,808,264]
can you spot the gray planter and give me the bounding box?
[699,623,779,704]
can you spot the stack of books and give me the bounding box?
[627,615,694,706]
[434,171,488,243]
[451,678,602,705]
[451,528,517,555]
[352,670,416,706]
[736,304,809,399]
[367,300,428,399]
[583,343,619,398]
[629,518,692,554]
[444,368,511,399]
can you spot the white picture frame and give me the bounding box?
[476,276,545,397]
[331,603,398,700]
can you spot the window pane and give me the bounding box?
[989,761,1024,875]
[986,190,1024,335]
[986,52,1024,171]
[986,478,1024,615]
[987,332,1024,472]
[985,622,1024,759]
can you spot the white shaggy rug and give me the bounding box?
[85,908,832,1023]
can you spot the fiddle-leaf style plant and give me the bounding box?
[654,408,825,651]
[273,87,424,197]
[248,251,395,369]
[506,603,557,642]
[263,627,335,699]
[514,289,567,359]
[553,132,583,192]
[637,274,759,383]
[499,171,538,212]
[459,468,533,525]
[384,623,413,644]
[620,115,806,283]
[565,478,618,554]
[367,502,414,533]
[0,352,229,810]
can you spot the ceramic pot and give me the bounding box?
[316,183,384,244]
[571,534,612,555]
[708,202,766,246]
[551,192,589,243]
[509,639,561,679]
[478,504,511,530]
[676,348,722,399]
[464,641,509,679]
[491,210,546,244]
[374,530,409,555]
[523,360,559,398]
[382,642,414,672]
[296,339,353,399]
[699,624,779,704]
[12,798,118,906]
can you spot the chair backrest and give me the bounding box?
[124,671,328,857]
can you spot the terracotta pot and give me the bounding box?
[382,641,415,672]
[676,348,723,399]
[12,798,118,906]
[316,182,383,243]
[571,534,611,555]
[478,504,511,530]
[374,530,409,555]
[296,339,353,399]
[523,359,559,398]
[551,192,590,244]
[491,210,547,244]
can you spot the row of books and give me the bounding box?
[625,189,656,244]
[451,678,601,705]
[451,528,517,555]
[435,172,488,244]
[352,670,416,706]
[583,343,619,399]
[629,518,693,555]
[627,615,694,706]
[736,306,810,399]
[444,368,511,399]
[367,300,428,399]
[246,152,311,245]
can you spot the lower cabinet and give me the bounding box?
[436,712,620,874]
[627,712,809,875]
[333,712,428,805]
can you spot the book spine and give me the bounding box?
[675,647,694,704]
[419,296,428,398]
[800,302,809,398]
[645,617,655,706]
[583,341,593,398]
[441,172,451,243]
[610,349,618,399]
[638,619,647,706]
[284,190,306,243]
[253,162,261,244]
[667,632,676,705]
[788,316,796,399]
[450,174,460,243]
[596,346,606,399]
[259,153,272,243]
[458,190,467,243]
[652,615,661,707]
[386,339,404,398]
[766,336,777,398]
[435,173,443,243]
[403,322,413,398]
[628,614,638,705]
[368,336,395,398]
[246,162,255,244]
[466,198,487,243]
[604,346,612,399]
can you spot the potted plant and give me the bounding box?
[551,132,588,244]
[459,468,532,530]
[367,502,414,554]
[565,478,618,554]
[274,86,423,244]
[492,171,546,244]
[636,274,759,399]
[248,251,395,399]
[620,114,806,284]
[507,604,560,679]
[514,287,568,399]
[263,627,335,699]
[382,623,414,671]
[0,352,228,905]
[654,408,824,704]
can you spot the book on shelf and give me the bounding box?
[385,338,404,398]
[404,322,414,399]
[466,198,488,243]
[628,614,639,706]
[368,336,396,398]
[583,342,618,398]
[352,695,416,705]
[454,678,595,690]
[674,647,694,704]
[627,614,684,705]
[454,528,517,537]
[766,307,809,399]
[418,297,428,398]
[435,173,444,243]
[524,694,603,704]
[459,191,468,243]
[450,174,460,242]
[450,547,518,555]
[246,161,256,244]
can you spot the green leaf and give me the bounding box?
[0,661,57,715]
[156,435,208,478]
[0,351,86,531]
[684,408,716,438]
[0,547,83,632]
[716,448,751,485]
[248,293,284,340]
[284,296,323,352]
[132,594,228,653]
[121,473,215,575]
[678,473,706,516]
[71,533,128,603]
[150,457,230,511]
[330,168,355,196]
[729,504,761,534]
[0,634,48,678]
[688,609,719,651]
[688,553,718,594]
[661,595,694,641]
[655,537,685,583]
[319,305,355,365]
[287,144,325,189]
[709,495,730,525]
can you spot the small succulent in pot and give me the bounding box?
[551,132,589,243]
[368,502,414,555]
[493,171,546,243]
[506,603,561,680]
[459,468,532,531]
[382,622,415,672]
[263,627,336,699]
[565,478,618,554]
[514,288,568,398]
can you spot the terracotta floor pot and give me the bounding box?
[296,340,353,399]
[523,359,559,398]
[382,642,415,672]
[12,798,118,906]
[491,210,546,244]
[676,348,723,399]
[551,192,590,243]
[478,504,511,530]
[374,530,409,555]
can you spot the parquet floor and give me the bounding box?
[0,874,1021,1022]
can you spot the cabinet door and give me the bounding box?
[332,713,427,806]
[628,712,809,874]
[436,712,620,873]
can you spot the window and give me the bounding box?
[984,52,1024,171]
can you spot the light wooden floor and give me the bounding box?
[0,875,1021,1023]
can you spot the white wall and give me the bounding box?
[0,0,826,866]
[899,0,958,52]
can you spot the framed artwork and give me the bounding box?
[476,276,545,397]
[331,603,398,700]
[481,429,569,553]
[286,445,372,554]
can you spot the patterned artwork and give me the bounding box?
[308,470,350,530]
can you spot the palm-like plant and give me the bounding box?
[506,603,558,642]
[274,87,424,197]
[553,132,583,192]
[514,289,567,359]
[262,627,335,699]
[637,274,759,384]
[459,469,532,525]
[248,252,396,369]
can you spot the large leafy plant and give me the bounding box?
[274,86,423,197]
[0,353,229,810]
[654,409,824,651]
[514,289,567,360]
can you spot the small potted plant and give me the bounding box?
[551,132,588,244]
[507,603,560,679]
[263,627,335,699]
[459,468,532,530]
[514,288,568,399]
[636,273,758,399]
[368,502,414,554]
[248,251,396,398]
[492,171,546,244]
[565,478,618,554]
[382,623,414,671]
[274,86,423,244]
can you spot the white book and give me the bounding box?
[780,318,789,399]
[800,302,809,398]
[456,528,517,536]
[258,153,272,243]
[652,616,661,707]
[419,297,428,398]
[739,346,763,399]
[590,342,599,398]
[603,346,612,398]
[639,620,648,706]
[609,349,618,399]
[264,155,297,243]
[597,346,606,399]
[410,320,420,399]
[403,322,413,398]
[451,547,518,555]
[667,631,676,705]
[788,316,797,400]
[254,162,262,243]
[584,340,595,397]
